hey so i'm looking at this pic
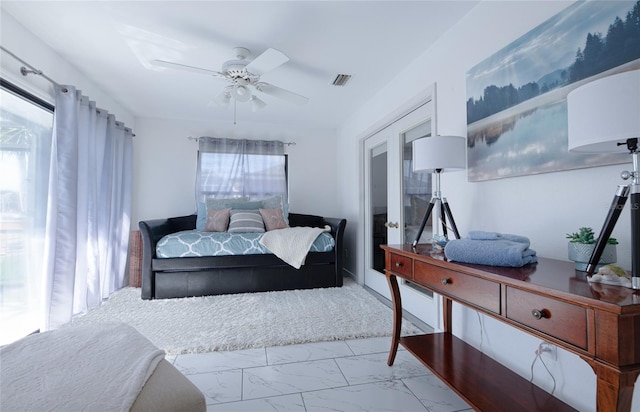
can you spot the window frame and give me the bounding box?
[1,78,54,113]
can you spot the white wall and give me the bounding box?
[0,12,134,126]
[337,1,638,411]
[132,116,338,226]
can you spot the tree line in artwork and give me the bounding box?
[467,0,640,124]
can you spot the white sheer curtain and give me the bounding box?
[196,137,287,202]
[42,85,133,330]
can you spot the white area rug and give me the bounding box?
[69,278,422,355]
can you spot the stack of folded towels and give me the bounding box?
[444,230,537,267]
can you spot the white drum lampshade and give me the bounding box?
[412,135,466,173]
[567,70,640,153]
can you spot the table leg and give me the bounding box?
[442,297,453,333]
[386,273,402,366]
[585,359,640,412]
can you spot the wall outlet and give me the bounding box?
[536,342,557,361]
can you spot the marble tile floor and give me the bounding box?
[167,336,472,412]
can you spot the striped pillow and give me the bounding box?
[227,210,265,233]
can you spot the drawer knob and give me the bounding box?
[395,262,403,268]
[441,278,451,285]
[531,309,548,320]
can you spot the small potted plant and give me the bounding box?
[566,227,618,271]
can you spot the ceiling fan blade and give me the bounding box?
[245,48,289,76]
[255,82,309,105]
[151,59,226,79]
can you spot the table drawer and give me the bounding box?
[506,287,587,349]
[389,253,412,278]
[414,261,500,314]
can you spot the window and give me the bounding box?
[196,138,289,203]
[0,79,53,345]
[198,152,288,199]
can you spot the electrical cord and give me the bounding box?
[530,342,557,395]
[476,311,484,352]
[438,217,456,237]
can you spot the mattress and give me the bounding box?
[156,230,335,258]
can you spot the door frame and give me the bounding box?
[358,84,444,330]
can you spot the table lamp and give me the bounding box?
[411,135,466,247]
[567,69,640,289]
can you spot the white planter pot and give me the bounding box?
[567,242,617,271]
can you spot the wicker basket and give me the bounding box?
[128,230,143,287]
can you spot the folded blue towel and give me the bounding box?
[468,231,531,247]
[444,238,537,267]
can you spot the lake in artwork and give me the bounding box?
[466,0,639,181]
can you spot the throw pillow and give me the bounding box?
[206,196,250,211]
[205,208,230,232]
[260,194,289,224]
[197,197,249,231]
[227,210,265,233]
[259,208,288,231]
[227,201,263,210]
[261,194,282,210]
[196,201,207,231]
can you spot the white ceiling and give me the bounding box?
[2,1,478,129]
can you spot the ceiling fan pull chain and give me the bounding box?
[233,97,237,125]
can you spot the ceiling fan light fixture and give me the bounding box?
[214,88,232,107]
[153,46,309,115]
[233,84,251,102]
[250,95,267,112]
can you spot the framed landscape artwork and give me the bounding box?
[466,1,640,182]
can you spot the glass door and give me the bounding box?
[370,141,388,274]
[402,120,433,246]
[364,125,400,281]
[0,83,53,344]
[363,95,441,329]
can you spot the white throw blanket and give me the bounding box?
[259,225,330,269]
[1,322,165,412]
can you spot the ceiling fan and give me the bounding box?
[152,47,309,112]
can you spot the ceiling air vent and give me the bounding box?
[331,74,352,86]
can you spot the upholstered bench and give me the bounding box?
[0,322,206,411]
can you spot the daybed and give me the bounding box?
[139,212,346,299]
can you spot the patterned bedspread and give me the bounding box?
[156,230,335,258]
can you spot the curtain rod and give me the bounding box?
[188,136,296,146]
[1,46,62,88]
[2,46,136,136]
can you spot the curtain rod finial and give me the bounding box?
[20,66,43,76]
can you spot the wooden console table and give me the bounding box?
[382,244,640,412]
